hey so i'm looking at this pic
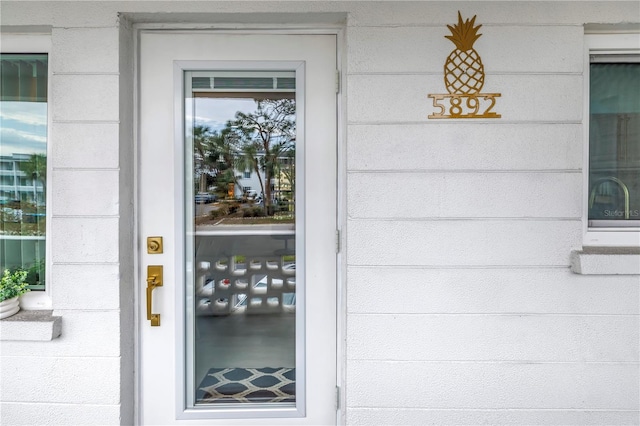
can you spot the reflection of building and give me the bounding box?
[0,154,46,288]
[234,167,262,198]
[0,154,45,205]
[234,154,295,204]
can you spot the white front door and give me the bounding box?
[138,31,337,425]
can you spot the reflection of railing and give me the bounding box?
[194,231,296,316]
[589,176,630,219]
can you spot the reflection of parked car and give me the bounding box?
[195,192,215,204]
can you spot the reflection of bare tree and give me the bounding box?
[228,99,295,215]
[192,99,296,217]
[17,153,46,203]
[236,142,265,202]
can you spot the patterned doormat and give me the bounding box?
[196,367,295,404]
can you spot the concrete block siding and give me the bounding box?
[1,11,125,425]
[1,1,638,425]
[344,3,638,425]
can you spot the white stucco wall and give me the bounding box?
[0,1,638,425]
[1,7,130,424]
[344,4,638,424]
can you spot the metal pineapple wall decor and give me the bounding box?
[428,12,501,119]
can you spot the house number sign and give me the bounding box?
[428,12,501,119]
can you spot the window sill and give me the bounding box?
[0,310,61,341]
[571,247,640,275]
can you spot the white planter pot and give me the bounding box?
[0,296,20,319]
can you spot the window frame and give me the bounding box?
[1,33,53,309]
[583,32,640,247]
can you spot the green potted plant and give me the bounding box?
[0,269,30,319]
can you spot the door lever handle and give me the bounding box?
[146,265,163,326]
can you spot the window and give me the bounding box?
[0,34,51,308]
[243,171,251,179]
[584,32,640,246]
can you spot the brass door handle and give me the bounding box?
[146,265,163,326]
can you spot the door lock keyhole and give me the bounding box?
[147,237,163,254]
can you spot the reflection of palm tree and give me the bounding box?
[17,153,46,204]
[237,142,265,202]
[211,128,243,198]
[229,99,295,214]
[193,125,241,198]
[193,125,213,193]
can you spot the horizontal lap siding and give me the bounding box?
[348,123,582,171]
[344,4,639,425]
[51,75,120,122]
[0,403,121,426]
[347,2,640,26]
[348,26,583,74]
[51,123,120,169]
[347,220,581,266]
[346,408,640,426]
[347,361,639,409]
[347,268,639,315]
[0,357,121,404]
[348,74,582,123]
[51,264,121,310]
[347,314,639,362]
[51,217,120,263]
[52,170,120,216]
[348,172,582,218]
[1,311,122,357]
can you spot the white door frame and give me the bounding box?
[133,26,347,425]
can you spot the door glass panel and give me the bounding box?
[184,71,298,407]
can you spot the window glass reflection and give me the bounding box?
[0,54,47,289]
[187,72,298,406]
[589,62,640,225]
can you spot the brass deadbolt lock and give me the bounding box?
[147,237,163,254]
